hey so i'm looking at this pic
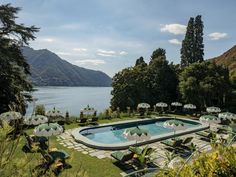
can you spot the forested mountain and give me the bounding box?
[22,47,111,86]
[212,45,236,80]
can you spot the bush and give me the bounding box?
[155,145,236,177]
[34,104,45,115]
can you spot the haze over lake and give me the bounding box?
[27,87,112,116]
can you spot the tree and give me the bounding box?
[179,61,231,109]
[0,4,39,114]
[194,15,204,62]
[181,17,195,67]
[181,15,204,67]
[147,53,178,105]
[135,56,147,67]
[150,48,166,64]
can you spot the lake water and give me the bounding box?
[26,87,112,116]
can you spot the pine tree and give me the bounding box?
[180,17,194,67]
[135,56,147,67]
[194,15,204,62]
[0,4,39,113]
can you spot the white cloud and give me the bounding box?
[38,37,56,43]
[168,39,181,45]
[160,24,186,35]
[73,48,87,52]
[56,52,72,56]
[119,51,128,55]
[75,59,106,66]
[97,49,116,57]
[208,32,228,40]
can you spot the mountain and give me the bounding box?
[22,47,112,86]
[212,45,236,78]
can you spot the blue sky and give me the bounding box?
[2,0,236,76]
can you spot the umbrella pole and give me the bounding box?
[48,137,50,152]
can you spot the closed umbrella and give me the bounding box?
[163,119,186,135]
[206,107,221,113]
[200,115,220,125]
[123,126,151,143]
[24,115,48,125]
[34,123,63,151]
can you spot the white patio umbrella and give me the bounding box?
[46,107,63,120]
[137,103,150,109]
[24,115,48,125]
[163,119,186,135]
[206,107,221,113]
[0,111,22,122]
[123,126,151,143]
[171,102,182,107]
[200,115,220,125]
[156,102,168,112]
[34,123,63,151]
[218,112,236,120]
[81,105,96,115]
[183,104,196,110]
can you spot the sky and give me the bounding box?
[2,0,236,77]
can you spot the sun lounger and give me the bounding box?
[111,151,134,163]
[22,133,48,152]
[196,131,216,141]
[77,118,88,126]
[161,139,183,147]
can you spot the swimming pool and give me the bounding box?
[72,117,208,150]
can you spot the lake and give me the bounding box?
[26,87,112,116]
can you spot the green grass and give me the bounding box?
[12,113,190,177]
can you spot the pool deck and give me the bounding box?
[71,117,209,150]
[57,124,220,176]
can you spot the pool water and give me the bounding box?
[80,118,200,144]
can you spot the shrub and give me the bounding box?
[155,145,236,177]
[34,104,45,115]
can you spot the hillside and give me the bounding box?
[22,47,112,86]
[212,45,236,78]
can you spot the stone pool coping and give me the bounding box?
[71,117,209,150]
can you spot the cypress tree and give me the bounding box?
[180,17,195,67]
[194,15,204,63]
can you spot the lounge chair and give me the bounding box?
[77,118,88,126]
[89,117,98,125]
[22,133,48,152]
[196,131,216,141]
[111,151,134,163]
[182,137,193,145]
[161,139,183,147]
[34,149,71,176]
[129,146,153,156]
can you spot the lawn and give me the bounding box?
[11,114,190,177]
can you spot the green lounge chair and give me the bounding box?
[111,151,134,163]
[196,131,215,140]
[182,137,193,145]
[129,146,154,156]
[161,139,183,147]
[89,117,98,125]
[77,118,87,126]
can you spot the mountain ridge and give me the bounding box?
[22,47,112,86]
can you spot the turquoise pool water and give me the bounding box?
[80,118,200,144]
